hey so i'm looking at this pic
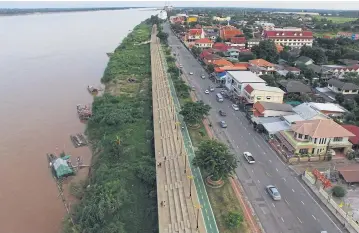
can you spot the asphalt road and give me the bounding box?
[164,23,348,233]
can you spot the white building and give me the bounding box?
[262,28,313,49]
[213,16,231,22]
[224,71,266,97]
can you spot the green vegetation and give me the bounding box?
[63,21,158,233]
[251,40,279,63]
[224,211,244,229]
[179,101,211,126]
[313,16,357,24]
[192,140,237,181]
[332,186,347,198]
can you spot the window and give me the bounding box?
[334,137,343,142]
[298,134,303,139]
[328,84,332,87]
[304,135,309,139]
[344,90,349,93]
[299,149,308,154]
[266,96,271,100]
[314,138,317,143]
[257,96,262,100]
[338,88,342,91]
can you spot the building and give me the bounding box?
[230,37,246,47]
[247,39,261,48]
[295,56,314,66]
[243,84,285,104]
[213,16,231,22]
[327,79,359,95]
[224,48,240,58]
[252,101,293,117]
[278,80,312,94]
[342,125,359,149]
[219,25,243,41]
[276,119,354,156]
[224,71,266,97]
[263,29,313,48]
[212,59,233,67]
[194,38,214,48]
[337,31,359,41]
[187,29,204,42]
[275,65,301,77]
[186,16,198,23]
[249,59,275,76]
[202,53,222,65]
[308,102,347,118]
[321,64,359,78]
[292,103,330,120]
[204,30,219,41]
[256,22,275,30]
[214,64,248,84]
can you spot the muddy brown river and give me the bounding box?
[0,8,157,233]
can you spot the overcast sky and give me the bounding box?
[1,1,359,11]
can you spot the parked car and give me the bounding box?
[189,72,193,75]
[179,64,183,68]
[243,152,255,164]
[266,185,281,201]
[219,110,226,116]
[209,86,215,92]
[204,90,209,94]
[232,104,239,111]
[219,121,227,128]
[201,74,206,79]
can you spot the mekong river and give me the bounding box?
[0,8,157,233]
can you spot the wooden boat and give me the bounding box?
[70,133,88,148]
[87,85,99,93]
[77,104,92,120]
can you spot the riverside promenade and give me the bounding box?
[151,25,206,233]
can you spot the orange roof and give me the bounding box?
[291,119,355,138]
[249,59,274,68]
[214,65,247,72]
[233,63,249,69]
[195,38,213,44]
[212,59,233,67]
[220,26,243,40]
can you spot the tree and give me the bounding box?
[157,31,168,44]
[191,46,202,57]
[179,101,211,125]
[207,64,215,73]
[192,139,238,181]
[285,72,297,80]
[332,186,346,198]
[299,45,328,65]
[215,36,223,42]
[335,93,345,105]
[260,74,276,86]
[251,40,279,63]
[224,211,243,229]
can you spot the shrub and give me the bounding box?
[332,186,346,198]
[224,211,243,229]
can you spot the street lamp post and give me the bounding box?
[194,204,202,230]
[184,152,187,174]
[188,175,194,197]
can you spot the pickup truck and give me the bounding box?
[243,152,255,164]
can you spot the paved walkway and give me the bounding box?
[151,25,203,233]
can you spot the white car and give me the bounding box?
[243,152,255,164]
[179,64,183,68]
[201,74,206,79]
[189,72,194,75]
[204,90,209,94]
[232,104,239,111]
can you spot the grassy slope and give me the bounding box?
[65,22,158,233]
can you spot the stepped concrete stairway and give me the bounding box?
[151,25,202,233]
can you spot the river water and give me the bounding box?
[0,8,157,233]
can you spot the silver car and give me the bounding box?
[219,121,227,128]
[266,185,281,201]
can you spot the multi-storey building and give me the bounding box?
[187,29,205,42]
[262,28,313,49]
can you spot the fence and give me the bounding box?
[302,172,359,233]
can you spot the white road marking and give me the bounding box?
[202,195,204,199]
[269,160,272,163]
[283,178,286,182]
[272,203,275,208]
[301,201,305,205]
[312,215,316,220]
[285,199,289,205]
[297,217,303,224]
[252,169,254,173]
[207,216,210,220]
[209,224,212,229]
[276,168,279,172]
[281,217,284,222]
[292,189,295,192]
[258,180,261,183]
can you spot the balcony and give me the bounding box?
[280,131,315,148]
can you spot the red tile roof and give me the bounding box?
[342,124,359,145]
[244,84,254,94]
[199,50,212,59]
[212,43,227,49]
[230,37,246,44]
[249,59,274,68]
[189,29,202,36]
[195,38,213,44]
[220,26,243,40]
[212,59,233,67]
[263,30,313,39]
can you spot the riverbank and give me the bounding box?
[63,20,158,233]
